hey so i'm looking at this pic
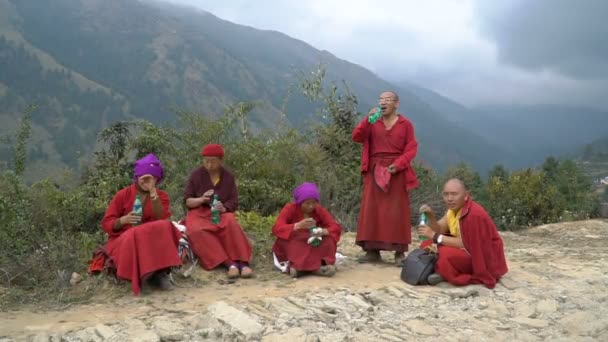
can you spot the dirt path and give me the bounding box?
[1,220,608,341]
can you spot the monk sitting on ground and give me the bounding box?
[272,182,342,278]
[183,144,253,279]
[418,178,508,288]
[91,153,182,295]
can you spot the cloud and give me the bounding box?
[473,0,608,80]
[159,0,608,109]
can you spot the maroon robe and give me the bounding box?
[352,115,419,252]
[183,166,252,270]
[272,203,342,271]
[421,198,508,289]
[98,184,182,295]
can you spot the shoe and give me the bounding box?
[289,267,299,278]
[394,252,406,267]
[427,273,444,286]
[313,265,336,277]
[357,251,381,263]
[151,272,174,291]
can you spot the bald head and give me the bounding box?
[442,178,469,210]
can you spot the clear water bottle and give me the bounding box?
[211,194,220,224]
[308,227,322,247]
[368,107,382,124]
[418,212,428,241]
[132,193,143,225]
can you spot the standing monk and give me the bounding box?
[352,91,419,265]
[93,153,182,295]
[272,182,342,278]
[184,144,253,279]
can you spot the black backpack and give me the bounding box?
[400,248,438,285]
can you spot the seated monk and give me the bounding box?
[417,178,508,288]
[184,144,253,279]
[91,153,182,295]
[272,182,342,278]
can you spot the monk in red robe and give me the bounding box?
[352,91,419,265]
[184,144,253,279]
[272,182,342,278]
[418,178,508,288]
[93,153,182,295]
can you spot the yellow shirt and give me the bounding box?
[446,209,461,237]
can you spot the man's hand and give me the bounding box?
[419,204,434,215]
[201,189,214,204]
[213,200,226,213]
[417,225,435,239]
[295,218,316,230]
[120,211,142,226]
[387,164,397,174]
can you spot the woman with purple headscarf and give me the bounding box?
[89,153,182,295]
[272,182,343,278]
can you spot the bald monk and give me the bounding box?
[91,153,182,295]
[184,144,253,279]
[352,91,419,265]
[272,182,342,278]
[418,178,508,288]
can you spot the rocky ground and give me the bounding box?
[1,219,607,342]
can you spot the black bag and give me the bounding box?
[400,248,438,285]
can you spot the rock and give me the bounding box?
[498,276,520,290]
[536,299,558,314]
[486,301,510,319]
[125,319,147,330]
[558,311,597,336]
[75,327,101,342]
[318,332,348,342]
[152,316,185,341]
[31,333,50,342]
[70,272,83,286]
[514,302,536,318]
[208,301,264,339]
[261,328,309,342]
[444,288,479,299]
[512,317,550,329]
[404,319,436,336]
[127,330,160,342]
[344,294,371,310]
[95,324,115,340]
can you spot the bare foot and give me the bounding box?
[227,265,239,279]
[240,266,253,278]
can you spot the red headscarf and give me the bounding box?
[201,144,224,157]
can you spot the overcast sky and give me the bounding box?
[163,0,608,109]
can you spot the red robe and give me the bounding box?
[352,115,418,252]
[183,166,252,270]
[421,199,508,289]
[272,203,342,271]
[98,184,182,295]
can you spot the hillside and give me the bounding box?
[399,79,608,169]
[0,0,508,181]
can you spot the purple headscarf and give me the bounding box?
[133,153,164,183]
[293,182,320,204]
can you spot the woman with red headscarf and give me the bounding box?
[184,144,254,279]
[90,153,182,295]
[272,182,342,278]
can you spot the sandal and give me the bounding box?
[227,265,239,279]
[240,266,253,278]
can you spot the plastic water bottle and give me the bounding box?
[211,194,220,224]
[308,227,322,247]
[132,193,142,225]
[368,107,382,124]
[418,212,428,241]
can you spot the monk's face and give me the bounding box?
[442,180,468,211]
[203,156,223,173]
[300,199,317,214]
[378,92,399,116]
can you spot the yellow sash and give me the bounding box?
[446,209,461,237]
